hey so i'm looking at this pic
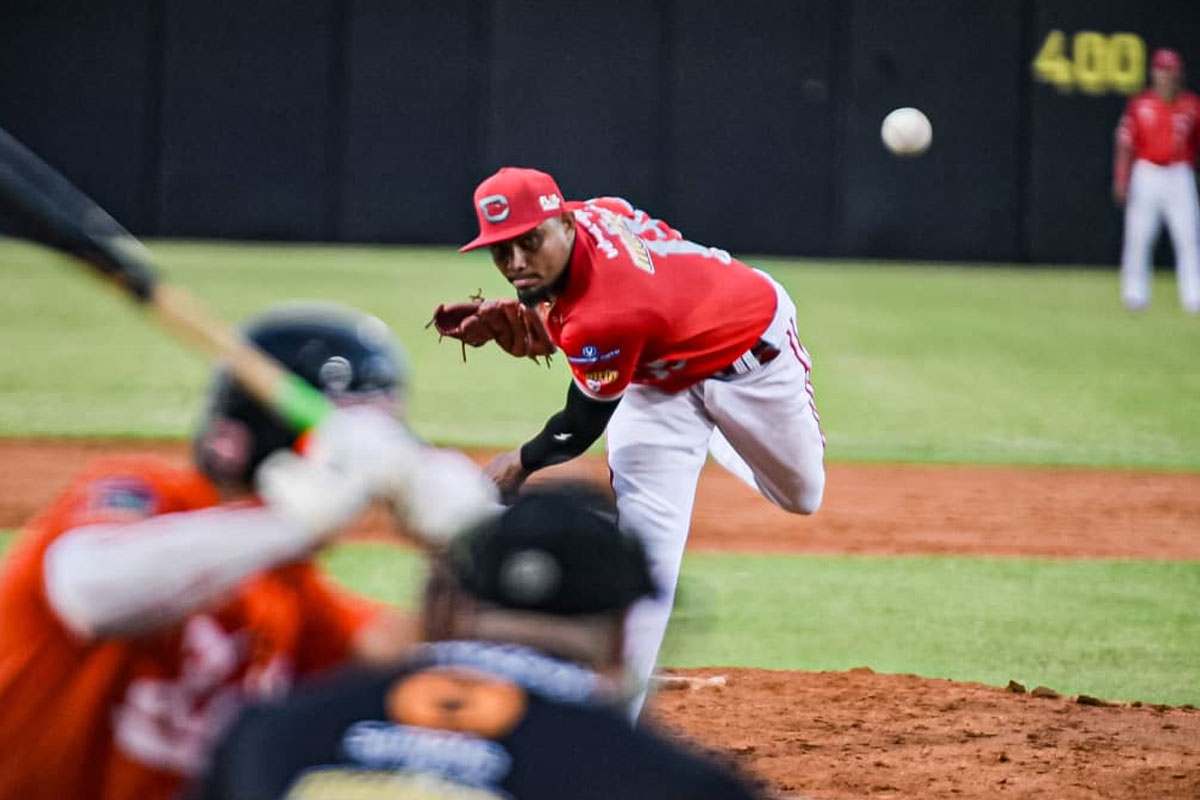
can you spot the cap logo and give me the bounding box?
[538,194,561,212]
[499,549,561,605]
[478,194,511,223]
[318,356,354,392]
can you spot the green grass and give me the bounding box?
[4,534,1193,703]
[665,552,1200,706]
[3,239,1198,707]
[180,540,1200,707]
[2,238,1198,468]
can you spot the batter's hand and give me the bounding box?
[1113,183,1128,207]
[484,449,529,505]
[389,447,500,546]
[257,406,424,541]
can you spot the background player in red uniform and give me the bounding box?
[1113,48,1200,313]
[0,303,495,800]
[454,167,826,714]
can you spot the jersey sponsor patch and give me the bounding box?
[565,345,620,365]
[584,370,620,392]
[84,478,158,522]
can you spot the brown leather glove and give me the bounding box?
[428,296,556,363]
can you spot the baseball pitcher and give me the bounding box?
[432,167,826,714]
[1114,48,1200,313]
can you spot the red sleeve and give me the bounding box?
[1192,96,1200,156]
[287,563,383,673]
[559,327,643,401]
[1114,98,1136,190]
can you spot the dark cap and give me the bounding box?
[448,483,658,616]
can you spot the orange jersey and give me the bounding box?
[0,456,378,800]
[545,197,777,399]
[1117,90,1200,166]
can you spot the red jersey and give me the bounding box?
[1116,89,1200,166]
[0,457,378,800]
[543,197,777,399]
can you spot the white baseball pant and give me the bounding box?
[1120,160,1200,313]
[606,276,825,715]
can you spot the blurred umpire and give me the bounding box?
[195,482,768,800]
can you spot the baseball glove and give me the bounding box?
[427,293,556,364]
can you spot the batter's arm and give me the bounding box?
[43,506,334,638]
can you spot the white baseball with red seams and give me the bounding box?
[881,107,932,157]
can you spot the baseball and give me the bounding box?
[881,107,932,157]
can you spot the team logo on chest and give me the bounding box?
[478,194,510,223]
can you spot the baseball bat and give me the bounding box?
[0,125,330,431]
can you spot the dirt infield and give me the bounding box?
[653,668,1200,799]
[4,439,1199,559]
[2,438,1198,798]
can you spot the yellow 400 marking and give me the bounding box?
[1033,30,1146,96]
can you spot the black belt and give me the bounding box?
[712,339,780,380]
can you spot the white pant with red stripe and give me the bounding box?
[1121,160,1200,313]
[606,275,825,714]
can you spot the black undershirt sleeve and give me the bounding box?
[518,382,620,472]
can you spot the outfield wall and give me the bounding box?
[1,0,1198,264]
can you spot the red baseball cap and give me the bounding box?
[1152,48,1184,72]
[460,167,575,252]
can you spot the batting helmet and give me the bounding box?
[193,302,406,491]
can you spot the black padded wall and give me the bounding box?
[3,0,1199,262]
[0,0,156,231]
[840,0,1024,261]
[667,0,838,255]
[156,0,338,239]
[338,0,486,244]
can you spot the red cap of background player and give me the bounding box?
[1152,48,1184,73]
[460,167,572,252]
